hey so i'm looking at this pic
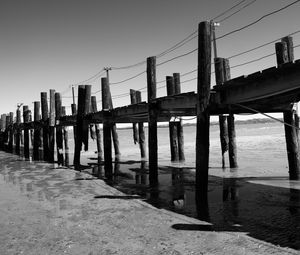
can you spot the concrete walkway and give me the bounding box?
[0,151,298,255]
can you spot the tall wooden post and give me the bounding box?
[166,76,179,161]
[276,37,299,180]
[136,91,146,159]
[55,93,64,165]
[83,85,91,151]
[41,92,49,161]
[33,102,40,160]
[8,112,14,153]
[223,58,238,168]
[105,70,121,158]
[214,58,229,168]
[15,107,21,155]
[62,106,69,166]
[130,89,139,144]
[71,99,77,149]
[195,21,211,201]
[74,85,86,168]
[147,56,158,185]
[23,106,30,159]
[49,89,55,163]
[102,78,113,178]
[173,73,185,161]
[0,114,6,149]
[91,96,103,161]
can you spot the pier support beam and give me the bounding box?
[41,92,49,161]
[276,37,300,180]
[173,73,185,161]
[91,96,103,161]
[33,102,40,160]
[147,56,158,185]
[136,91,146,159]
[23,106,30,159]
[214,58,229,168]
[15,107,21,155]
[49,90,55,163]
[102,78,113,178]
[166,76,179,161]
[195,21,211,201]
[55,93,64,165]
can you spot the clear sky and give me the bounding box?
[0,0,300,119]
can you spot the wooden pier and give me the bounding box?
[1,21,300,194]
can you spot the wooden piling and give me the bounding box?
[223,58,238,168]
[147,56,158,185]
[55,93,64,165]
[15,107,21,155]
[49,89,55,163]
[74,85,85,168]
[8,112,14,153]
[102,78,113,178]
[136,91,146,159]
[83,85,91,151]
[105,75,120,158]
[130,89,139,144]
[214,58,229,168]
[71,102,77,146]
[276,38,300,180]
[227,114,238,168]
[23,106,30,159]
[41,92,49,161]
[195,21,211,200]
[33,102,40,160]
[166,76,179,161]
[91,96,103,161]
[62,106,69,166]
[173,73,185,161]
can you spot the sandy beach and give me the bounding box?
[0,151,298,255]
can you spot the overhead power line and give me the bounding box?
[217,0,300,40]
[212,0,249,20]
[218,0,257,23]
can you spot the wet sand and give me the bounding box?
[0,151,298,255]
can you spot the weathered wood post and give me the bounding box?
[276,37,300,180]
[105,69,121,158]
[224,58,238,168]
[0,114,6,149]
[33,102,41,160]
[55,93,64,165]
[173,73,185,161]
[102,78,113,178]
[195,21,211,200]
[62,106,69,166]
[41,92,49,161]
[49,89,56,163]
[23,106,30,159]
[8,112,14,153]
[166,76,179,161]
[71,86,77,144]
[5,115,10,150]
[130,89,139,144]
[147,56,158,185]
[214,58,229,168]
[83,85,91,151]
[136,90,146,159]
[91,96,103,161]
[74,85,86,168]
[15,107,21,155]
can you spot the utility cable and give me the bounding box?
[217,0,257,23]
[212,0,249,20]
[217,0,300,40]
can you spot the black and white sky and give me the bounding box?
[0,0,300,116]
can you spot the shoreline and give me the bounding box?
[0,151,299,253]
